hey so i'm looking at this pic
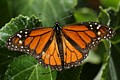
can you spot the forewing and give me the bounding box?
[6,27,54,55]
[62,22,115,50]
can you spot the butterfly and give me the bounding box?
[6,22,115,71]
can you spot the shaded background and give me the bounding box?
[0,0,120,80]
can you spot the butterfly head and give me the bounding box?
[54,22,61,33]
[54,22,60,26]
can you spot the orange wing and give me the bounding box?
[6,27,63,70]
[62,22,115,69]
[37,34,62,71]
[62,34,85,69]
[7,27,54,55]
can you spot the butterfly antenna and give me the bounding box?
[53,15,73,23]
[60,15,73,21]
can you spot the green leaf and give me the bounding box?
[112,28,120,44]
[4,55,57,80]
[84,50,101,64]
[101,52,120,80]
[106,3,120,44]
[98,7,110,25]
[109,56,118,80]
[0,15,42,46]
[0,47,22,80]
[101,61,111,80]
[101,40,111,80]
[94,5,119,79]
[8,0,77,26]
[107,3,120,29]
[98,6,120,80]
[57,66,82,80]
[0,0,11,27]
[109,44,120,80]
[0,15,42,80]
[74,8,97,22]
[100,0,120,10]
[101,3,120,80]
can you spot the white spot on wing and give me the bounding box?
[97,25,101,29]
[19,40,23,44]
[9,39,11,41]
[9,42,11,44]
[95,22,98,25]
[17,34,22,38]
[90,25,92,27]
[20,31,22,33]
[21,46,24,48]
[25,32,28,34]
[97,31,101,35]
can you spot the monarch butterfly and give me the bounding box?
[6,22,115,71]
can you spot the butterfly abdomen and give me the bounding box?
[54,22,64,70]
